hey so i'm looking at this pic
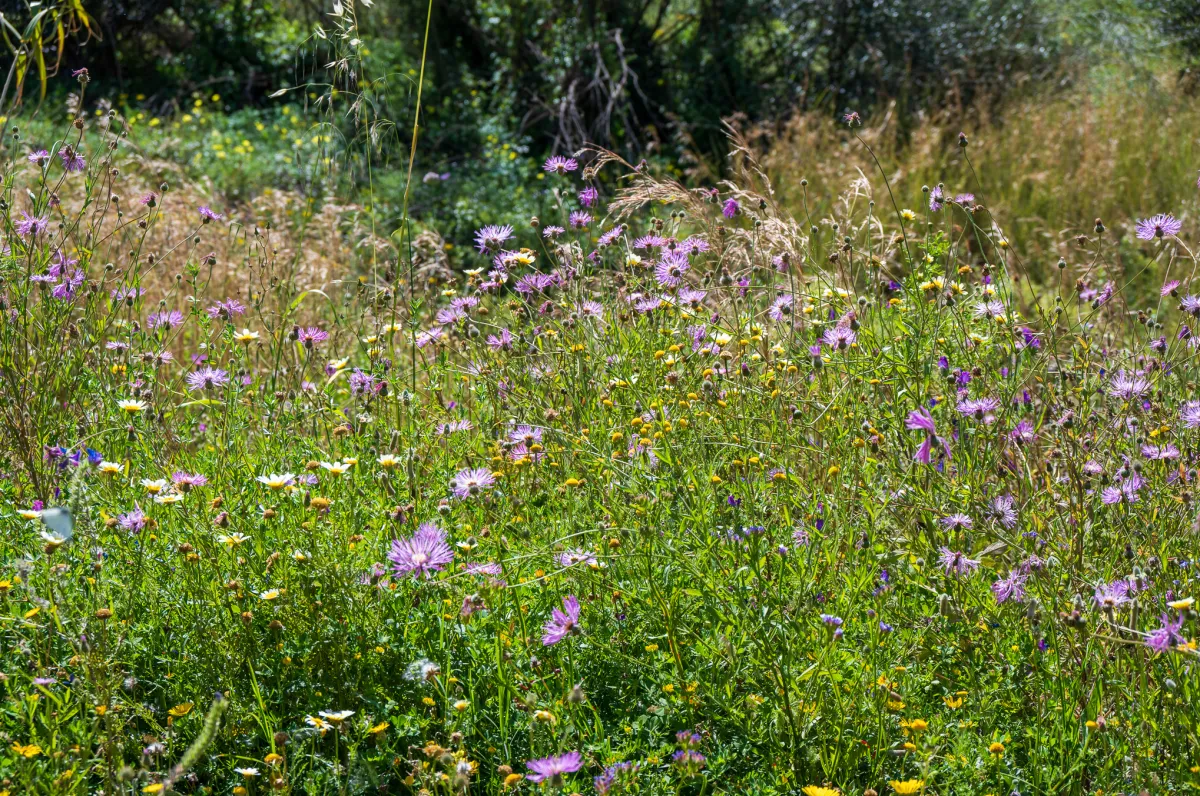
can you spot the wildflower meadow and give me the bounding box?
[3,10,1200,796]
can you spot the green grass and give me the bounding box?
[1,79,1200,796]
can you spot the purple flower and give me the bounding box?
[111,286,146,303]
[1135,213,1182,240]
[474,224,514,253]
[297,326,329,348]
[938,546,980,576]
[185,366,229,392]
[59,146,86,173]
[1009,419,1036,445]
[450,467,495,499]
[766,294,793,321]
[542,595,582,645]
[515,273,555,294]
[722,198,739,218]
[1092,581,1130,610]
[906,408,951,464]
[1145,613,1186,653]
[543,225,565,238]
[206,299,246,320]
[1162,280,1181,297]
[956,396,1000,423]
[389,522,454,578]
[577,300,604,319]
[991,570,1028,604]
[821,325,856,350]
[526,751,583,785]
[486,328,515,351]
[27,149,49,165]
[544,156,579,174]
[198,205,224,222]
[348,368,378,396]
[557,548,597,568]
[1108,370,1149,400]
[941,513,973,530]
[597,227,623,248]
[172,471,208,491]
[1181,401,1200,429]
[148,310,184,330]
[989,495,1017,528]
[1141,443,1180,460]
[569,211,591,229]
[929,186,944,212]
[654,251,690,287]
[117,506,148,533]
[633,234,668,250]
[15,211,50,239]
[578,186,598,207]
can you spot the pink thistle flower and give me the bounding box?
[388,522,454,579]
[541,595,582,645]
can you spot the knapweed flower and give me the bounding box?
[59,146,86,173]
[655,251,690,287]
[578,185,598,207]
[1135,213,1182,240]
[939,547,980,576]
[1108,370,1149,400]
[991,570,1027,604]
[147,310,185,330]
[389,522,455,578]
[185,366,230,392]
[526,750,582,786]
[569,210,592,228]
[1092,581,1130,611]
[1101,473,1144,506]
[1145,613,1186,653]
[956,396,1000,422]
[198,205,224,222]
[821,325,856,350]
[988,494,1018,528]
[557,548,598,568]
[171,471,208,492]
[542,594,582,645]
[722,198,739,218]
[27,149,49,166]
[544,156,579,174]
[15,211,50,239]
[929,185,944,212]
[1182,401,1200,428]
[450,467,495,499]
[348,369,378,396]
[906,408,951,464]
[297,326,329,349]
[474,224,514,253]
[206,299,246,319]
[117,507,148,533]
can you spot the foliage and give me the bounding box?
[1,96,1200,796]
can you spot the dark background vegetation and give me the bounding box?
[4,0,1200,259]
[16,0,1196,158]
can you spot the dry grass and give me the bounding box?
[754,79,1200,283]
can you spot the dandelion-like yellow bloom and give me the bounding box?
[802,787,840,796]
[889,779,924,795]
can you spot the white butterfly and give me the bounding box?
[40,507,73,543]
